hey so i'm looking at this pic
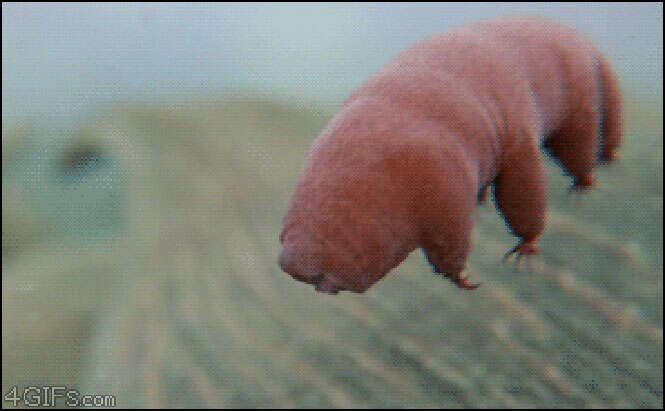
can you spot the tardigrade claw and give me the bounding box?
[503,241,540,263]
[454,275,481,290]
[437,272,481,290]
[567,175,594,194]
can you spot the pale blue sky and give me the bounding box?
[2,2,662,125]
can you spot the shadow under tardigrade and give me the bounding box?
[2,96,662,408]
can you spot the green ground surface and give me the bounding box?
[2,95,662,408]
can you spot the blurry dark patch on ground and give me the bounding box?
[56,141,109,179]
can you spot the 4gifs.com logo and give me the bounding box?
[4,386,116,408]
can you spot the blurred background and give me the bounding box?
[2,2,662,408]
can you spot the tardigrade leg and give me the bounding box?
[494,138,548,261]
[598,56,623,164]
[422,196,480,290]
[543,77,603,191]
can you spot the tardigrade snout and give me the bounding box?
[278,248,344,294]
[278,248,321,284]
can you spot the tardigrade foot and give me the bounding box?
[503,240,540,263]
[437,271,481,290]
[568,174,594,194]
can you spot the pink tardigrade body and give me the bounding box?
[279,17,622,293]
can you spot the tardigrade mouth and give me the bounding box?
[313,277,341,294]
[286,270,344,294]
[279,247,370,294]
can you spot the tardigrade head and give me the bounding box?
[278,201,384,294]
